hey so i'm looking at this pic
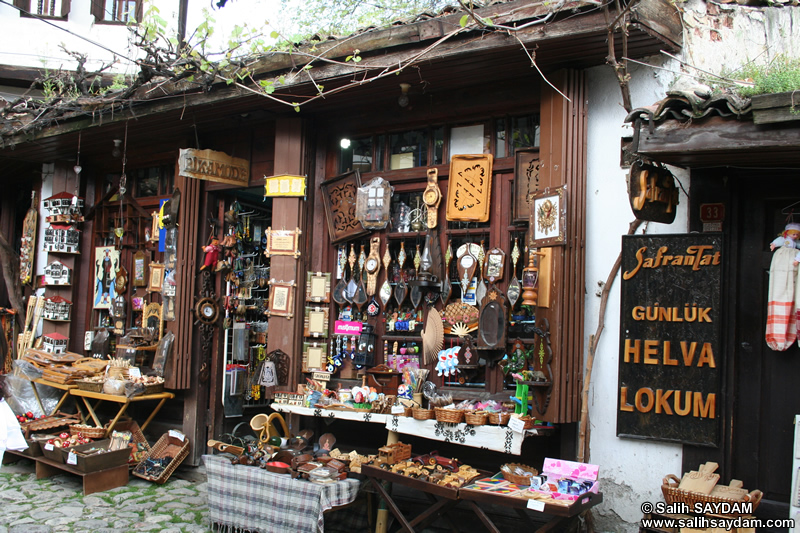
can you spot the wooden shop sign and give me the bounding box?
[617,234,722,447]
[179,149,250,186]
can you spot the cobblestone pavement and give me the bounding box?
[0,457,211,533]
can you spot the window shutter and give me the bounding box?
[60,0,70,17]
[91,0,104,21]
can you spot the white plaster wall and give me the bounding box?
[0,0,180,76]
[584,59,687,532]
[584,3,800,530]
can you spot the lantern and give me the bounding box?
[521,248,544,308]
[354,324,377,367]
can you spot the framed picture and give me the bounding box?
[264,227,302,258]
[132,297,145,311]
[93,246,120,309]
[320,170,369,244]
[445,154,493,223]
[303,341,328,372]
[306,272,331,303]
[268,280,295,318]
[148,262,165,293]
[133,250,148,287]
[304,307,330,338]
[529,185,567,248]
[513,148,540,224]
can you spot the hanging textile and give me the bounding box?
[766,247,799,351]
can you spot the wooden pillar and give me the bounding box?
[266,118,307,393]
[537,69,587,425]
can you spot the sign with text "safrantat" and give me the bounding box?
[179,149,250,186]
[617,234,722,447]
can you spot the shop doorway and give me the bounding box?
[731,173,800,520]
[215,188,272,418]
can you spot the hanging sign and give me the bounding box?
[264,174,306,197]
[179,148,250,186]
[617,234,722,447]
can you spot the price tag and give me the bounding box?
[391,405,406,414]
[44,443,54,451]
[67,451,77,465]
[128,367,142,379]
[508,416,526,433]
[168,429,186,442]
[527,499,545,512]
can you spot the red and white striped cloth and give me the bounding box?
[766,247,798,351]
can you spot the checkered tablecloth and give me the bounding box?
[203,454,361,533]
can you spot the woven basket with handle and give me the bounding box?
[434,408,464,424]
[661,474,763,516]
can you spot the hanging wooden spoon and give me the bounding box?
[441,239,453,305]
[345,244,357,303]
[332,246,347,305]
[353,244,368,309]
[410,244,423,310]
[379,243,393,309]
[394,242,408,307]
[475,239,487,307]
[508,238,521,309]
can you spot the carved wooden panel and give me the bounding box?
[320,170,369,244]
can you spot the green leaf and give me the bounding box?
[294,105,300,112]
[270,31,279,39]
[460,14,469,27]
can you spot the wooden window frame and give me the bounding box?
[15,0,71,18]
[91,0,142,24]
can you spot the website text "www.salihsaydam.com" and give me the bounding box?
[640,502,796,530]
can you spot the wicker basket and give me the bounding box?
[142,382,165,395]
[107,366,131,380]
[434,408,465,424]
[464,411,488,426]
[512,416,537,430]
[132,432,190,484]
[75,379,105,393]
[661,474,763,516]
[412,407,434,420]
[488,412,511,425]
[70,424,106,439]
[501,463,540,485]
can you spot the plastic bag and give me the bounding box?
[124,381,145,398]
[152,331,175,377]
[3,372,58,417]
[13,359,43,380]
[103,378,127,396]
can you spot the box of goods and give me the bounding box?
[132,431,190,484]
[661,462,762,517]
[61,439,131,473]
[526,458,600,502]
[18,436,44,457]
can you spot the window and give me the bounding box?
[132,165,174,198]
[389,130,428,170]
[338,137,374,174]
[91,0,141,23]
[13,0,70,18]
[496,114,540,157]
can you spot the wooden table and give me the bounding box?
[6,449,129,496]
[31,378,85,420]
[70,389,174,437]
[362,464,603,533]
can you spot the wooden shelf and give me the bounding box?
[43,318,71,323]
[387,231,428,239]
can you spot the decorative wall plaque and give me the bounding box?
[445,154,493,223]
[94,246,120,309]
[320,170,369,244]
[264,227,302,258]
[268,280,295,318]
[529,185,567,248]
[514,148,540,224]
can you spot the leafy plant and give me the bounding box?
[731,54,800,97]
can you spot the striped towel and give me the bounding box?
[766,247,798,351]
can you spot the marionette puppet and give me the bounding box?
[201,236,222,271]
[766,222,800,351]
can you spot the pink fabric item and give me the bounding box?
[766,247,798,351]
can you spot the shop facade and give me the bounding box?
[3,0,800,530]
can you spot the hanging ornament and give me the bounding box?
[508,238,522,308]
